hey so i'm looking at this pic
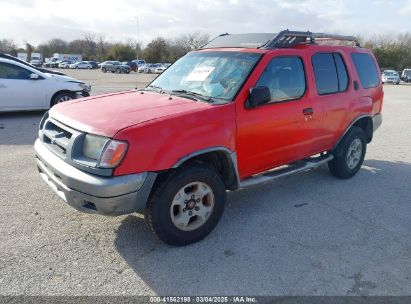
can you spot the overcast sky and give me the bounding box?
[1,0,411,47]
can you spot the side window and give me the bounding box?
[334,53,348,91]
[312,53,349,94]
[312,53,339,95]
[256,56,306,102]
[351,53,379,89]
[0,62,32,80]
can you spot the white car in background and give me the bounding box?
[69,61,92,69]
[0,57,91,112]
[382,70,400,85]
[138,64,147,73]
[58,61,73,69]
[154,65,167,74]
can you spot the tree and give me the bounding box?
[108,44,136,61]
[175,31,210,52]
[0,39,17,55]
[143,37,168,62]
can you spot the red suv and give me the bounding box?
[35,31,383,245]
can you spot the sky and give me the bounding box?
[1,0,411,47]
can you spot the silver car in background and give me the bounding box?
[100,61,130,74]
[382,70,400,85]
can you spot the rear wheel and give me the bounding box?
[116,68,121,74]
[145,163,226,246]
[328,126,366,179]
[102,67,106,73]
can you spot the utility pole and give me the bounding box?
[135,16,141,90]
[135,16,140,61]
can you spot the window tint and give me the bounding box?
[0,62,32,80]
[334,53,348,91]
[312,53,339,94]
[256,56,306,102]
[351,53,379,89]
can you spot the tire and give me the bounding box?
[116,68,121,74]
[125,70,130,74]
[75,66,79,69]
[147,69,151,74]
[50,92,74,107]
[102,67,106,73]
[87,66,91,69]
[145,162,226,246]
[328,126,367,179]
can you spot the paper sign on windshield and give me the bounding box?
[185,66,215,81]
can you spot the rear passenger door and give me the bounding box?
[310,52,352,150]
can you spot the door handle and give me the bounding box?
[303,108,314,116]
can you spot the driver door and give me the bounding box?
[236,53,321,178]
[0,62,46,111]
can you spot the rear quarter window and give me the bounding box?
[351,53,379,89]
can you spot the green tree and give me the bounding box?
[143,37,168,62]
[108,44,136,61]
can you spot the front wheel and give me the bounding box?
[50,92,74,107]
[145,163,226,246]
[328,126,367,179]
[102,67,106,73]
[116,68,121,74]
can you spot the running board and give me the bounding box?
[239,154,334,188]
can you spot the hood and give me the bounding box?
[44,73,81,83]
[49,90,213,137]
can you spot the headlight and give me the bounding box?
[83,134,108,160]
[78,82,91,92]
[82,134,128,168]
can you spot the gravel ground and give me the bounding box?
[0,70,410,296]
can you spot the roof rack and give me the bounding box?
[201,30,360,49]
[262,30,361,48]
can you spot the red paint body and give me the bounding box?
[49,45,383,180]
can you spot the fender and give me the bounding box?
[332,114,373,150]
[173,146,241,190]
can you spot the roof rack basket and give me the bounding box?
[262,30,361,49]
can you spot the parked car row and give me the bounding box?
[381,68,411,85]
[47,60,99,69]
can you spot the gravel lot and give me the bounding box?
[0,69,410,296]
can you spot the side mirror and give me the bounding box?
[247,86,271,108]
[30,73,39,80]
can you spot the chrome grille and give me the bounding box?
[42,119,76,157]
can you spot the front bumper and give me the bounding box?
[35,139,157,216]
[372,113,382,132]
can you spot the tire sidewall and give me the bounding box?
[335,127,367,177]
[148,164,226,245]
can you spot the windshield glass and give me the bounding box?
[149,51,261,101]
[404,70,411,76]
[384,71,397,76]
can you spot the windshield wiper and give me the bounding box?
[170,90,214,103]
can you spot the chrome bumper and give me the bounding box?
[35,139,156,216]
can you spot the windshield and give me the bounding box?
[149,51,261,101]
[384,71,397,76]
[404,70,411,76]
